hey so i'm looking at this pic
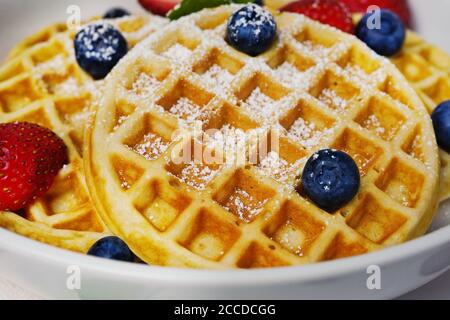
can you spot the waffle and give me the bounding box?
[0,14,167,253]
[86,5,439,268]
[265,2,450,202]
[265,0,292,10]
[6,23,70,60]
[391,31,450,201]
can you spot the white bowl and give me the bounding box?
[1,0,450,299]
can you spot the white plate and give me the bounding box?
[0,0,450,300]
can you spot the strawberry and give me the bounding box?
[281,0,354,33]
[0,122,68,211]
[340,0,411,27]
[138,0,181,16]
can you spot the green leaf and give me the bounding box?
[168,0,230,20]
[168,0,257,20]
[232,0,257,3]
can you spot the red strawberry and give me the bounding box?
[281,0,354,34]
[0,122,68,211]
[138,0,181,16]
[340,0,411,27]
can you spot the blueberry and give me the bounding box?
[356,9,406,57]
[74,23,128,79]
[226,4,277,57]
[300,149,360,213]
[103,8,130,19]
[431,101,450,153]
[88,236,135,262]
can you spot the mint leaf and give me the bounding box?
[168,0,257,20]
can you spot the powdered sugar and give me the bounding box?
[318,89,348,110]
[169,97,203,122]
[163,43,192,61]
[200,64,234,91]
[131,73,160,98]
[52,77,84,96]
[345,65,368,80]
[133,132,169,161]
[275,222,305,256]
[287,118,332,148]
[35,54,68,76]
[224,187,268,223]
[274,62,307,88]
[117,169,132,190]
[301,41,330,58]
[113,115,129,131]
[258,151,299,185]
[176,162,220,190]
[34,54,80,95]
[240,87,280,123]
[363,114,386,137]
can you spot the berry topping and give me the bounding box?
[103,7,131,19]
[431,101,450,153]
[356,9,406,57]
[341,0,411,27]
[74,23,128,80]
[281,0,354,34]
[226,4,277,57]
[139,0,181,16]
[0,122,68,211]
[88,236,136,262]
[300,149,360,212]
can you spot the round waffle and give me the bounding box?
[86,5,439,268]
[0,14,167,253]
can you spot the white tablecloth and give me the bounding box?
[0,278,43,300]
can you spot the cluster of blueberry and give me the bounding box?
[70,3,450,262]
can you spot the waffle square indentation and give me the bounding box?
[213,169,276,223]
[177,208,240,261]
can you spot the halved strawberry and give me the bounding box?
[281,0,354,34]
[138,0,181,16]
[340,0,411,27]
[0,122,68,211]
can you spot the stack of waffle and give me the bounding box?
[0,4,448,269]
